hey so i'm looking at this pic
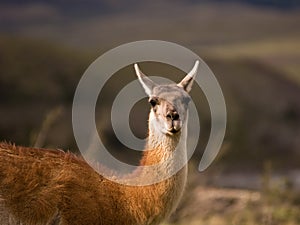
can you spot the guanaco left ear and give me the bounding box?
[134,63,157,96]
[177,60,199,93]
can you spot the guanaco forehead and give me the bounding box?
[151,84,191,106]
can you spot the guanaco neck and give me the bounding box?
[137,111,189,181]
[141,112,189,168]
[141,131,181,166]
[123,120,188,224]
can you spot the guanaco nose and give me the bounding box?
[166,110,180,121]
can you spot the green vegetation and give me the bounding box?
[0,36,91,147]
[0,36,91,103]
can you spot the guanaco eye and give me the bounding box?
[149,98,158,107]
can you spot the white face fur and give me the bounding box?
[134,61,199,136]
[148,85,190,136]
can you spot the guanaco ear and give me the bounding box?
[177,60,199,93]
[134,63,157,96]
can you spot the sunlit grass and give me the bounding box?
[203,36,300,86]
[208,37,300,57]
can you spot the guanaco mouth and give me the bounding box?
[167,127,181,135]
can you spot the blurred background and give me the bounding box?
[0,0,300,224]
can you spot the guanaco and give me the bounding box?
[0,60,199,225]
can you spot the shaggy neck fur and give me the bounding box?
[122,114,188,225]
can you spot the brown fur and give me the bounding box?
[0,140,186,225]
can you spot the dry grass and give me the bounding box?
[163,186,300,225]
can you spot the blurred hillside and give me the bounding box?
[0,1,300,224]
[0,35,299,173]
[0,36,92,147]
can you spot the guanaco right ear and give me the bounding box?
[134,63,157,96]
[177,60,199,93]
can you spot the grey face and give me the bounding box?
[134,61,199,136]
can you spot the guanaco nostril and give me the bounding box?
[166,112,180,121]
[173,113,179,121]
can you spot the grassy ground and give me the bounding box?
[164,187,300,225]
[162,162,300,225]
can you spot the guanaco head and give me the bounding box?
[134,61,199,136]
